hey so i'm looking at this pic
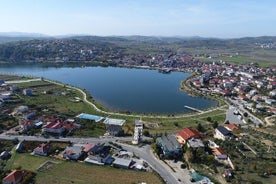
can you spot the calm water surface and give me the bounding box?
[0,64,218,114]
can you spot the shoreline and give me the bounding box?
[3,73,227,119]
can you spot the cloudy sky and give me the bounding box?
[0,0,275,38]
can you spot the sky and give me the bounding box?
[0,0,276,38]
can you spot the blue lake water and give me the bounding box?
[0,64,218,114]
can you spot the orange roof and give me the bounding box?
[225,124,240,131]
[212,147,227,156]
[177,127,203,141]
[2,170,24,183]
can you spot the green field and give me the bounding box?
[6,153,163,184]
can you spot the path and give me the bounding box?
[6,77,227,119]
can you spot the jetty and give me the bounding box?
[184,105,203,113]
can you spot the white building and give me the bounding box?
[132,120,143,145]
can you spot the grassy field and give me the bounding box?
[6,153,163,184]
[10,79,227,137]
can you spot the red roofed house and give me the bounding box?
[33,143,51,156]
[83,143,94,153]
[224,124,240,131]
[2,170,24,184]
[177,127,203,144]
[42,121,65,135]
[212,147,228,160]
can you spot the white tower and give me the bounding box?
[132,119,143,145]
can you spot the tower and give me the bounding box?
[132,119,143,145]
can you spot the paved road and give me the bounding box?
[225,105,245,124]
[118,143,180,184]
[228,98,264,125]
[0,134,183,183]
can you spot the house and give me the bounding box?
[15,141,24,152]
[83,143,94,153]
[22,111,36,120]
[21,121,34,131]
[2,170,24,184]
[63,144,84,160]
[214,126,234,141]
[112,157,133,169]
[33,143,51,156]
[0,151,11,160]
[156,134,182,157]
[177,127,203,144]
[23,89,32,96]
[90,144,111,156]
[212,147,228,160]
[63,121,81,133]
[106,125,123,136]
[224,124,240,132]
[42,122,65,135]
[187,138,205,149]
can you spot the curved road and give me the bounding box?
[0,135,179,184]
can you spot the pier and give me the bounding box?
[184,105,203,113]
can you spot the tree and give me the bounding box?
[197,123,205,132]
[243,112,248,117]
[207,117,212,122]
[212,121,218,128]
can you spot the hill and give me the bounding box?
[0,35,275,66]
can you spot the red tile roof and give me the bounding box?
[83,143,94,152]
[177,127,203,141]
[213,147,227,156]
[2,170,24,183]
[34,143,51,153]
[225,124,240,131]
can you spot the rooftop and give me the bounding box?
[156,134,181,152]
[177,127,203,141]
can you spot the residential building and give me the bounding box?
[224,124,240,132]
[112,157,133,169]
[42,122,65,135]
[214,126,234,141]
[187,138,205,149]
[21,121,34,131]
[33,143,51,156]
[177,127,203,144]
[0,151,10,160]
[63,144,84,160]
[2,170,24,184]
[106,125,123,136]
[83,143,94,153]
[212,147,228,160]
[156,134,182,157]
[22,89,32,96]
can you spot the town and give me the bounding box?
[0,52,275,184]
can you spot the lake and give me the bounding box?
[0,64,218,114]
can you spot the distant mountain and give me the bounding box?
[0,32,51,44]
[0,32,49,37]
